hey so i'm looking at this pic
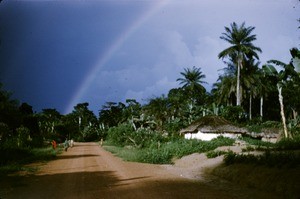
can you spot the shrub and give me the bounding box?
[164,118,184,135]
[107,124,167,148]
[0,148,31,165]
[220,106,246,123]
[246,124,262,133]
[262,120,281,128]
[136,137,235,164]
[0,146,57,166]
[16,126,31,148]
[106,124,166,148]
[138,148,173,164]
[106,124,134,147]
[105,124,235,164]
[206,150,228,158]
[275,136,300,150]
[129,128,166,148]
[224,150,300,168]
[241,137,275,148]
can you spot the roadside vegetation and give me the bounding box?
[224,137,300,167]
[104,125,234,164]
[0,146,62,175]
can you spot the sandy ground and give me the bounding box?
[0,142,280,199]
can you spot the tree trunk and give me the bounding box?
[292,108,298,120]
[236,61,241,106]
[277,84,289,138]
[249,94,252,120]
[260,96,263,121]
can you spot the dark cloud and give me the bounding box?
[0,0,150,112]
[0,0,298,114]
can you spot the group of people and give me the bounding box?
[51,139,74,151]
[64,139,74,151]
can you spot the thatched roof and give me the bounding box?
[179,115,248,134]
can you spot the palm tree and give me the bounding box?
[212,75,236,106]
[176,66,207,105]
[213,54,238,106]
[264,54,299,138]
[177,66,206,88]
[241,59,262,120]
[218,22,262,106]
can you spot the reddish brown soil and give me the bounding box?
[0,142,279,199]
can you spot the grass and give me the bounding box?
[0,146,62,175]
[206,150,228,158]
[224,150,300,168]
[103,136,235,164]
[104,125,300,197]
[212,163,300,198]
[241,137,275,148]
[103,145,141,162]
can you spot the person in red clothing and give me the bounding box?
[51,140,57,149]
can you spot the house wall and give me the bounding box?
[184,131,240,141]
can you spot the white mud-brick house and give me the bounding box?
[180,116,248,141]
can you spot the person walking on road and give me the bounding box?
[64,138,69,151]
[51,140,57,149]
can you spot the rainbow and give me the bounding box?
[64,1,169,114]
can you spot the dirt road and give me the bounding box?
[0,143,277,199]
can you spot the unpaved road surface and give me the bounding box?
[0,143,278,199]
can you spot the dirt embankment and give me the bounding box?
[169,145,300,199]
[0,142,286,199]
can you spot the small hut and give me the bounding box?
[180,116,248,141]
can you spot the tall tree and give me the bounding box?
[177,66,207,88]
[72,102,98,140]
[0,84,20,143]
[213,55,238,106]
[176,66,207,105]
[259,60,286,121]
[99,102,125,127]
[218,22,262,106]
[38,108,62,138]
[265,49,299,138]
[144,95,169,130]
[167,88,186,119]
[212,75,236,106]
[241,59,262,120]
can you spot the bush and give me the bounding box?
[0,124,31,149]
[206,150,227,158]
[137,148,173,164]
[275,136,300,150]
[224,150,300,168]
[106,124,134,147]
[106,124,167,148]
[164,118,184,135]
[136,137,235,164]
[220,106,246,123]
[0,148,31,165]
[16,126,31,148]
[130,128,167,148]
[105,124,235,164]
[262,120,281,128]
[80,126,103,142]
[241,137,275,148]
[0,146,57,166]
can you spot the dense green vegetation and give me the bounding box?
[104,129,234,164]
[0,146,62,174]
[1,22,300,168]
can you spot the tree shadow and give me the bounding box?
[0,170,282,199]
[56,154,100,160]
